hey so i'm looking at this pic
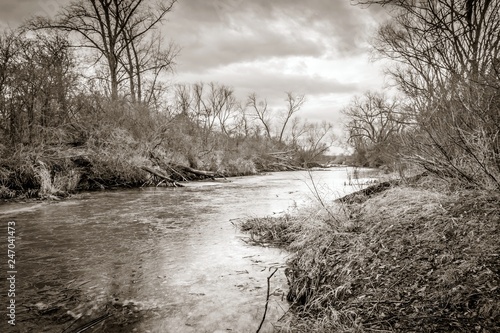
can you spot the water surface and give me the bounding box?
[0,168,372,333]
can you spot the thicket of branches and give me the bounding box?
[167,83,335,169]
[344,0,500,190]
[342,91,410,168]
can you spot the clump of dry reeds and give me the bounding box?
[240,215,303,247]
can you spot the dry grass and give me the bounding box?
[240,215,304,247]
[241,178,500,332]
[0,142,148,198]
[224,157,257,176]
[34,161,81,198]
[0,125,266,199]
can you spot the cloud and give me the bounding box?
[168,0,381,72]
[175,25,326,72]
[0,0,65,26]
[175,59,359,99]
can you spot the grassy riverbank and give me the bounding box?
[241,175,500,332]
[0,130,319,200]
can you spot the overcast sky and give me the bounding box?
[0,0,388,127]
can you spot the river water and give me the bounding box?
[0,168,374,333]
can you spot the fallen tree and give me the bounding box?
[174,164,219,179]
[337,172,429,204]
[140,166,183,187]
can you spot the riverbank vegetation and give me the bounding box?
[342,0,500,193]
[0,0,337,200]
[241,176,500,332]
[241,0,500,331]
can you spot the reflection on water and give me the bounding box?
[0,168,371,333]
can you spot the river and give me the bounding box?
[0,168,375,333]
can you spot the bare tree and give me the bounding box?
[357,0,500,95]
[343,91,405,166]
[247,93,272,140]
[0,30,77,144]
[29,0,177,102]
[121,30,178,105]
[215,87,238,136]
[296,121,336,166]
[278,92,305,143]
[191,82,207,128]
[356,0,500,187]
[0,30,18,142]
[205,83,237,136]
[174,83,192,116]
[343,92,405,146]
[247,92,305,142]
[289,117,308,147]
[233,103,253,138]
[186,82,238,140]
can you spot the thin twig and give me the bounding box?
[305,170,340,224]
[64,313,112,333]
[61,316,79,333]
[256,268,279,333]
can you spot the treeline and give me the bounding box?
[343,0,500,191]
[0,0,336,199]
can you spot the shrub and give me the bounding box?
[223,157,257,176]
